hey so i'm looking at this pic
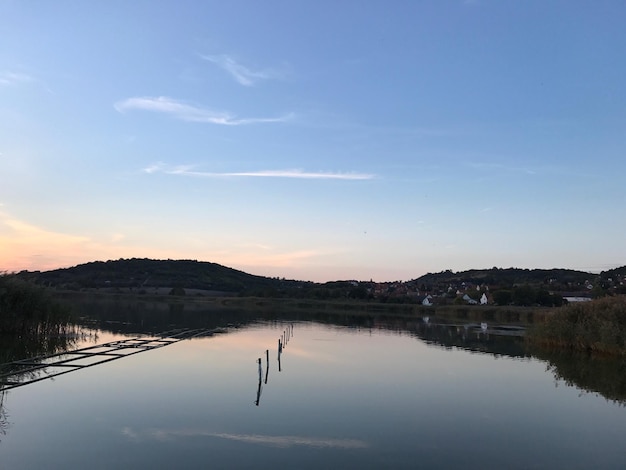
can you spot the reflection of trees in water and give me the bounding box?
[0,329,95,390]
[0,328,94,441]
[63,298,531,357]
[60,297,626,406]
[403,321,530,358]
[410,320,626,406]
[59,296,264,335]
[0,327,91,369]
[407,319,626,405]
[530,348,626,406]
[0,390,8,442]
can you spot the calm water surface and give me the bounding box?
[1,318,625,469]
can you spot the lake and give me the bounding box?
[1,302,625,469]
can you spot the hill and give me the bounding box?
[13,259,625,300]
[17,258,306,295]
[409,267,595,291]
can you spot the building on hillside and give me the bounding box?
[462,294,478,305]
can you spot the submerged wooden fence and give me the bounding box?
[0,328,217,392]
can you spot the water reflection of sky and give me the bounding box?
[2,321,625,469]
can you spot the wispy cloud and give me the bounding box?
[143,163,375,180]
[114,96,293,125]
[0,71,35,86]
[200,54,287,86]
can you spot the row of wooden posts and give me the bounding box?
[256,323,294,406]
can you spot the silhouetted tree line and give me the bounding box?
[410,267,596,292]
[491,285,565,307]
[242,281,373,301]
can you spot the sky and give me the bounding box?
[1,0,625,282]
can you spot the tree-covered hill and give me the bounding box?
[600,265,626,280]
[409,267,596,291]
[17,258,305,295]
[13,259,625,300]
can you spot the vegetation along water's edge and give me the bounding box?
[526,296,626,356]
[0,274,74,336]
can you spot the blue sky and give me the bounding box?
[1,0,624,282]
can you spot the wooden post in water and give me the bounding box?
[255,358,262,406]
[265,349,269,384]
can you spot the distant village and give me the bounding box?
[369,280,492,306]
[357,272,626,307]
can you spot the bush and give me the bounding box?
[527,296,626,355]
[169,286,186,296]
[0,274,73,334]
[492,290,512,305]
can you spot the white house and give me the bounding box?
[480,293,488,305]
[462,294,478,305]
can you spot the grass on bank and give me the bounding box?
[527,296,626,356]
[0,274,73,335]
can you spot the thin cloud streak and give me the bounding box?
[143,163,375,180]
[0,71,34,86]
[114,96,293,125]
[200,54,286,86]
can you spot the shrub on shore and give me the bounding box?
[0,274,73,335]
[527,296,626,356]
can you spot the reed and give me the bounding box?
[526,296,626,356]
[0,274,74,335]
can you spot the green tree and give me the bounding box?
[512,285,536,306]
[349,285,369,299]
[492,290,512,305]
